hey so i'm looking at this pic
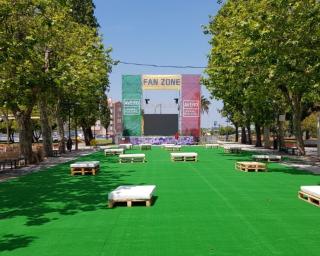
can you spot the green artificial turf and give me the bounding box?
[0,146,319,256]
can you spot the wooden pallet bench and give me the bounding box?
[224,146,242,153]
[119,154,145,163]
[164,145,181,151]
[171,152,198,162]
[119,143,133,150]
[104,148,124,156]
[0,152,26,170]
[205,144,219,149]
[298,186,320,207]
[108,185,156,208]
[139,143,152,150]
[161,143,175,148]
[235,161,267,172]
[70,161,100,175]
[252,155,282,162]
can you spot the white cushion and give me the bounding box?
[268,155,282,160]
[171,152,197,157]
[104,149,124,153]
[252,155,269,159]
[165,145,181,148]
[119,144,132,149]
[100,145,119,149]
[300,186,320,198]
[205,144,219,147]
[140,143,152,146]
[162,144,175,147]
[70,161,100,168]
[108,185,156,200]
[119,154,145,158]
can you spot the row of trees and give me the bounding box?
[204,0,320,155]
[0,0,112,162]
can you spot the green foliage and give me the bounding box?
[218,126,235,136]
[0,0,112,159]
[204,0,320,154]
[201,95,211,114]
[301,113,318,137]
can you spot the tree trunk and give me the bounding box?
[247,124,252,145]
[305,131,310,140]
[263,126,271,149]
[16,113,35,164]
[291,98,305,155]
[255,123,262,147]
[241,126,247,144]
[235,123,239,142]
[82,125,93,146]
[39,96,53,157]
[277,120,285,150]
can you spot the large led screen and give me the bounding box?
[144,114,178,136]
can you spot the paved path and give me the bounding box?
[0,148,97,182]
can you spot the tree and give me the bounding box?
[0,0,112,162]
[200,96,211,114]
[204,0,320,154]
[99,95,111,138]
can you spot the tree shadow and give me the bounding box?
[220,151,319,176]
[0,151,136,227]
[0,234,37,252]
[267,166,320,176]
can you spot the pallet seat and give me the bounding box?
[108,185,156,208]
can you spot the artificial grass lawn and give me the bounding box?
[0,147,319,256]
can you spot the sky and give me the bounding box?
[93,0,227,128]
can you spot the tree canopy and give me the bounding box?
[204,0,320,154]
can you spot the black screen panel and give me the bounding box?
[144,114,178,136]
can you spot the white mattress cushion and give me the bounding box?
[165,145,181,148]
[104,148,124,153]
[268,155,281,160]
[100,145,119,149]
[162,144,175,147]
[140,144,152,146]
[300,186,320,198]
[252,155,268,159]
[171,152,197,157]
[70,161,100,168]
[119,154,145,158]
[108,185,156,200]
[119,144,132,148]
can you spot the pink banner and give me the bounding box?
[181,75,201,138]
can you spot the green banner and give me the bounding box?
[122,75,142,136]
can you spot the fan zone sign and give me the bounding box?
[142,75,181,90]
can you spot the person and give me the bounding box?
[174,131,179,144]
[66,137,73,152]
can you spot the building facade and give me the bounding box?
[92,99,122,137]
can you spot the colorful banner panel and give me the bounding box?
[122,75,142,136]
[180,75,201,138]
[127,136,194,145]
[142,75,181,90]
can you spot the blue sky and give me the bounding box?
[93,0,227,127]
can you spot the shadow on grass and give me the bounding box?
[0,234,37,252]
[0,151,135,227]
[267,166,320,176]
[220,151,319,176]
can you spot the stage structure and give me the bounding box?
[122,74,201,139]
